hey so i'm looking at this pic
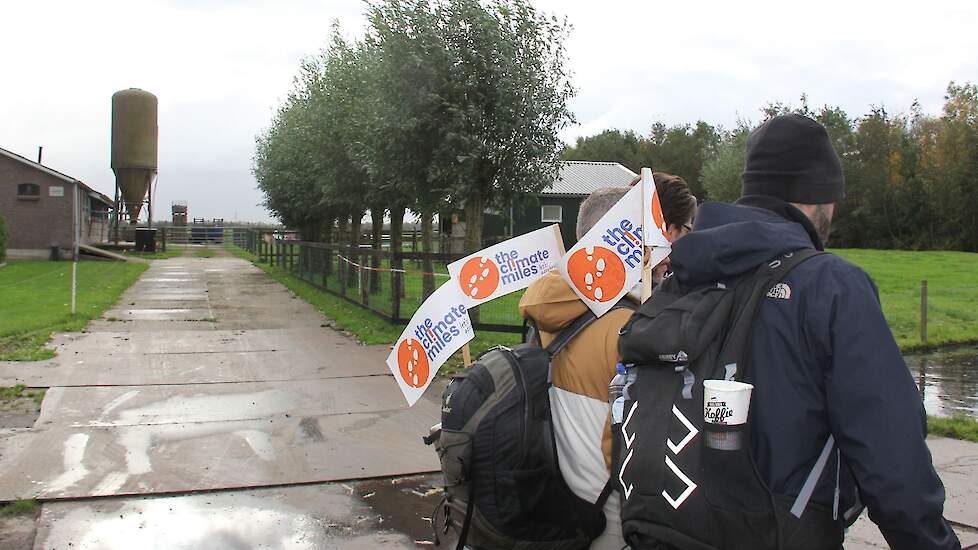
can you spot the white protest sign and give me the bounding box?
[642,167,672,249]
[385,282,475,406]
[447,224,565,307]
[558,184,645,317]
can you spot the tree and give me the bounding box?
[435,0,576,253]
[647,121,720,198]
[562,129,646,172]
[253,87,330,241]
[365,0,453,299]
[701,122,750,203]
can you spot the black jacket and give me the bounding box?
[668,196,960,550]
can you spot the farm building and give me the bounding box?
[0,146,114,259]
[442,160,638,252]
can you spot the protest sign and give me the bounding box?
[642,167,672,249]
[447,224,564,307]
[385,282,475,406]
[558,184,645,317]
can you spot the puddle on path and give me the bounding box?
[907,345,978,419]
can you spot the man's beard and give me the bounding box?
[814,204,833,245]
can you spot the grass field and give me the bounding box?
[236,244,978,353]
[0,261,147,360]
[833,249,978,350]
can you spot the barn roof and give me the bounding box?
[542,160,638,196]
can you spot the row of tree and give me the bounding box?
[563,84,978,251]
[254,0,575,297]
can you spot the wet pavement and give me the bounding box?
[0,250,446,548]
[1,249,976,548]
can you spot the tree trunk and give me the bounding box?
[390,205,406,299]
[370,206,384,293]
[348,210,364,289]
[463,192,486,253]
[462,192,486,323]
[337,214,349,245]
[421,208,435,300]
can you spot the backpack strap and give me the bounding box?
[716,248,825,382]
[544,300,638,358]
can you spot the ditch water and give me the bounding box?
[907,345,978,420]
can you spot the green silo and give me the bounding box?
[111,89,158,223]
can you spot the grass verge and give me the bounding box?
[225,245,519,373]
[0,260,148,360]
[194,248,217,258]
[928,415,978,442]
[0,385,45,405]
[0,499,38,517]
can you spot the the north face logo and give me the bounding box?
[767,283,791,300]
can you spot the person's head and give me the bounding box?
[576,186,630,240]
[652,172,697,242]
[741,114,845,243]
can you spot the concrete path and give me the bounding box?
[0,250,442,548]
[2,249,977,549]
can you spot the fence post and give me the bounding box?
[920,280,928,346]
[361,260,369,306]
[391,250,401,323]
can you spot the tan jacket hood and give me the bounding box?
[518,271,589,332]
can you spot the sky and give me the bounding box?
[2,0,976,223]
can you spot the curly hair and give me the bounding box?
[652,172,697,229]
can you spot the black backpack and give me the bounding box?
[426,303,634,550]
[615,249,861,550]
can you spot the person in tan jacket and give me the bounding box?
[519,175,696,550]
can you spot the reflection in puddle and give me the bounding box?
[41,494,327,550]
[907,346,978,419]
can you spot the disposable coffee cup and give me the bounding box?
[703,380,753,450]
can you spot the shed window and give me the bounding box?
[541,204,562,223]
[17,183,40,199]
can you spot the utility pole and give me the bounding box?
[72,182,80,314]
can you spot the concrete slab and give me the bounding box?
[0,348,391,387]
[104,308,215,321]
[845,513,978,548]
[0,401,440,500]
[47,327,360,355]
[929,437,978,528]
[34,483,419,550]
[36,376,412,427]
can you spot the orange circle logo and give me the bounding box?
[458,256,500,300]
[397,338,430,388]
[566,246,626,302]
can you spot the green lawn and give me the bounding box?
[0,261,147,360]
[194,248,217,258]
[225,245,519,373]
[833,249,978,350]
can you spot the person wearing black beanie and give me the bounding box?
[650,113,962,549]
[737,113,845,248]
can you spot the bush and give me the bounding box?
[0,212,7,263]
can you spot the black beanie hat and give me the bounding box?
[741,114,845,204]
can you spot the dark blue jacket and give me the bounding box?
[669,196,960,550]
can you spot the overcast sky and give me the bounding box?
[2,1,976,223]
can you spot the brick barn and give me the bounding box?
[0,146,114,259]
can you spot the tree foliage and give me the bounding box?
[255,0,574,259]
